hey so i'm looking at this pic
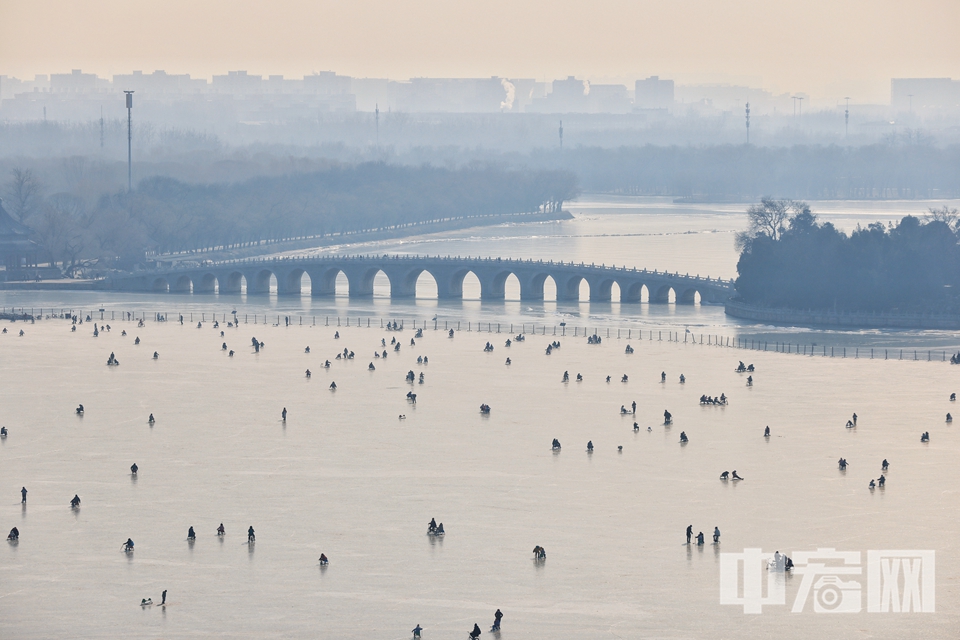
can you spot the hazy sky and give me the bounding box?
[3,0,958,102]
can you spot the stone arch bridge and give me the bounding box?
[106,255,734,303]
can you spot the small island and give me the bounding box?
[726,198,960,329]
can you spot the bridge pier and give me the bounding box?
[518,273,545,301]
[555,274,583,302]
[588,276,613,302]
[245,269,273,294]
[677,288,699,305]
[276,268,306,295]
[306,267,339,297]
[342,266,376,297]
[384,267,418,299]
[620,280,645,303]
[652,284,672,303]
[478,270,505,301]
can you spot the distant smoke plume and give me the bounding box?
[501,79,515,110]
[583,80,590,96]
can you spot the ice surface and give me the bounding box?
[1,316,957,638]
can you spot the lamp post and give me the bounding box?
[844,97,850,138]
[124,91,134,191]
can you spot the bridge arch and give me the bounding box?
[247,269,276,295]
[385,266,435,298]
[347,267,392,297]
[541,274,558,301]
[221,271,245,294]
[445,269,483,300]
[653,284,676,304]
[414,270,439,299]
[152,277,170,292]
[279,268,310,295]
[502,273,521,301]
[521,273,549,300]
[195,273,218,294]
[591,278,622,302]
[306,267,346,296]
[172,274,193,293]
[482,270,522,301]
[620,281,647,303]
[678,288,701,305]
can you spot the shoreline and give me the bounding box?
[725,300,960,330]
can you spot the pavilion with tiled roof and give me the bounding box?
[0,198,39,274]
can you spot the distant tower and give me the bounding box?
[375,103,380,152]
[797,96,803,120]
[844,97,850,138]
[745,102,750,144]
[124,91,134,191]
[559,120,563,150]
[43,106,46,122]
[100,106,104,149]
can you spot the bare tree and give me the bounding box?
[736,198,808,251]
[926,205,960,231]
[4,167,43,223]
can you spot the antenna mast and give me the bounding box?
[124,91,134,191]
[844,97,850,138]
[745,102,750,144]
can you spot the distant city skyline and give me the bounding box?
[7,67,957,112]
[2,0,958,103]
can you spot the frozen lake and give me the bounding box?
[1,314,958,638]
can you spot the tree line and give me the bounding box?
[531,143,960,199]
[2,162,578,271]
[734,199,960,313]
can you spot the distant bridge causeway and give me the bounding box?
[105,255,735,303]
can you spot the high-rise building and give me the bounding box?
[634,76,674,110]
